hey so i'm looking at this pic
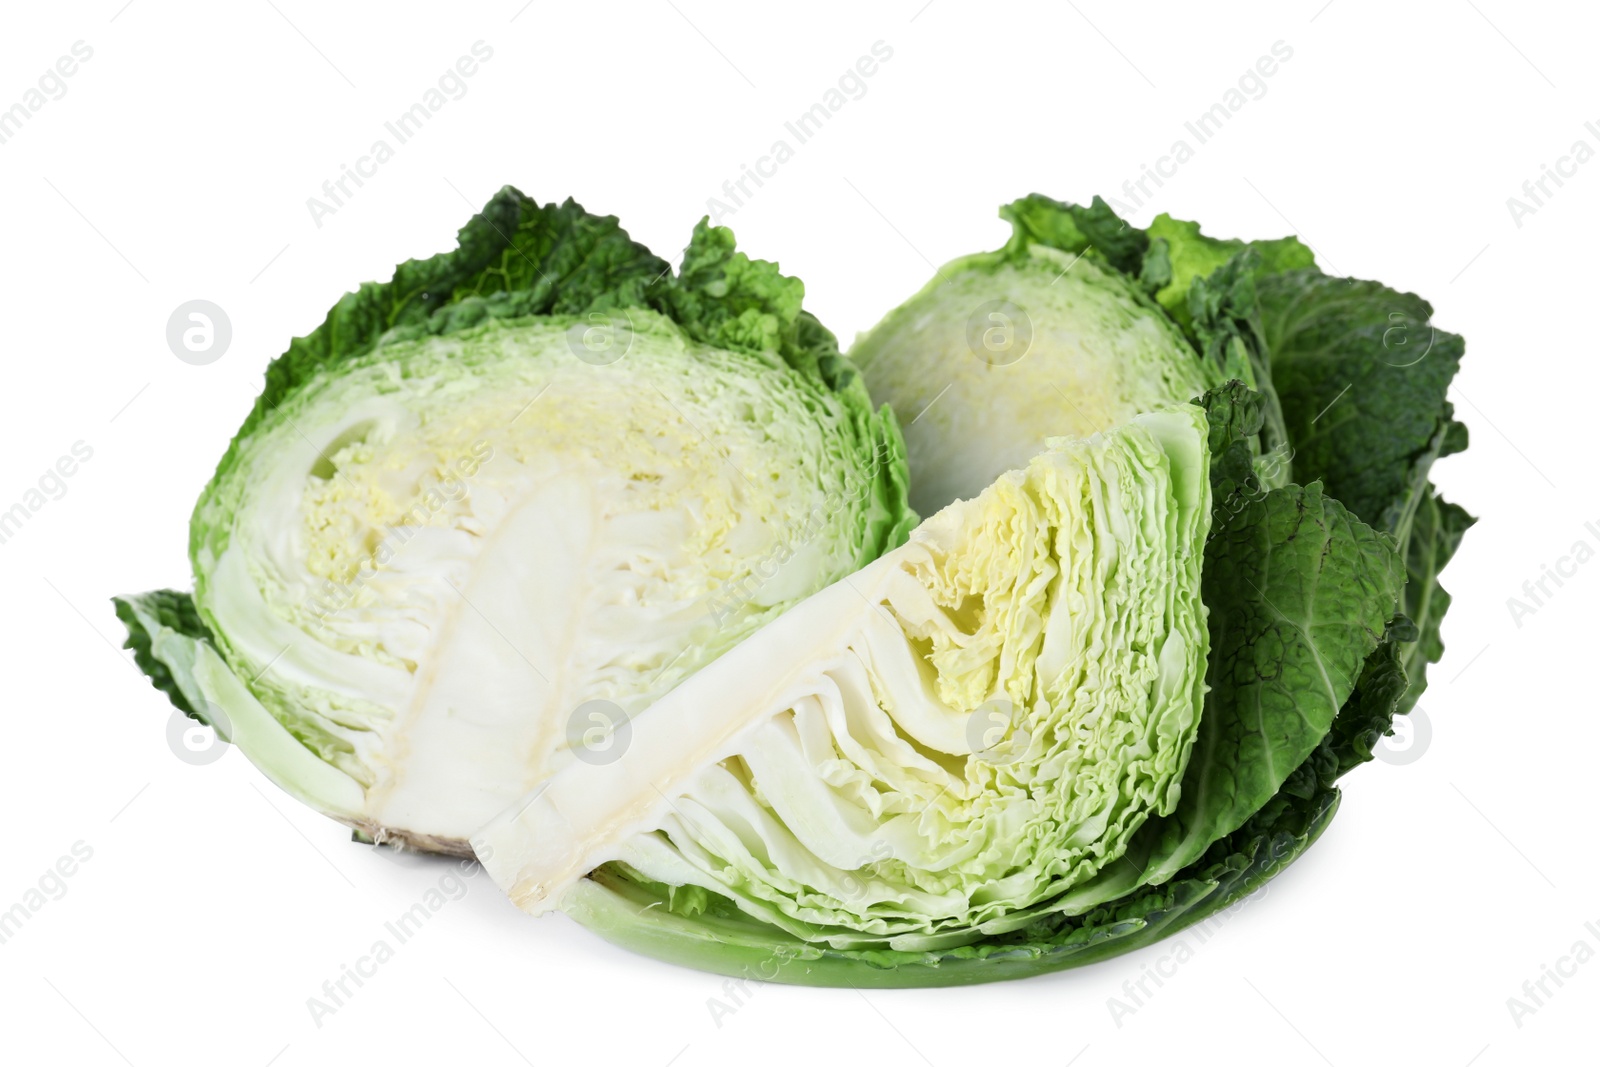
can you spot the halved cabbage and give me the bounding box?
[117,189,914,852]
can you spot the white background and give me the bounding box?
[0,1,1592,1064]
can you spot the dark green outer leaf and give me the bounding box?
[1186,252,1290,471]
[1142,479,1403,881]
[1259,267,1472,748]
[1259,269,1464,536]
[1000,193,1149,275]
[1320,615,1415,775]
[1195,379,1265,509]
[1397,491,1475,716]
[112,590,212,720]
